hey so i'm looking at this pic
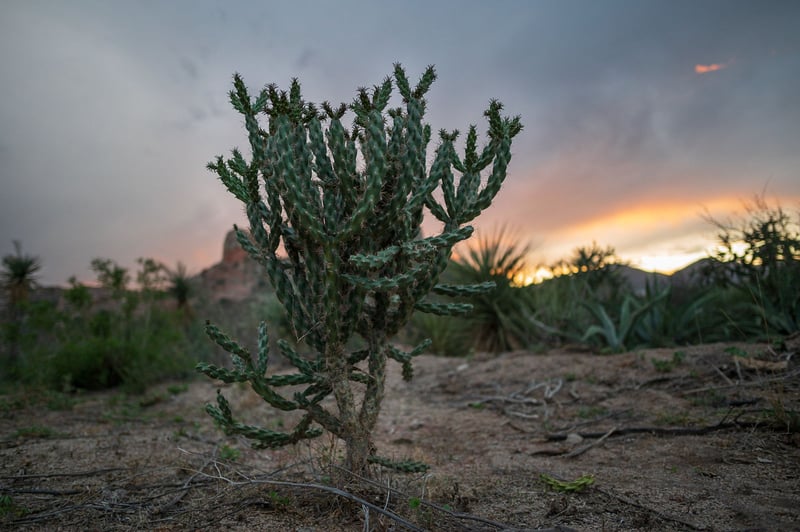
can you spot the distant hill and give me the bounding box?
[617,259,721,294]
[616,264,669,293]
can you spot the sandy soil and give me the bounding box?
[1,338,799,531]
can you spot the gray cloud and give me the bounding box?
[1,0,799,283]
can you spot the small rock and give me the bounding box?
[566,433,583,445]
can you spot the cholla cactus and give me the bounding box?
[198,64,521,474]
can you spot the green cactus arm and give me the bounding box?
[425,195,450,223]
[368,455,429,473]
[208,156,249,203]
[431,282,497,297]
[414,301,474,316]
[272,117,326,242]
[342,263,429,291]
[264,373,316,386]
[337,109,387,241]
[207,395,321,449]
[379,114,414,228]
[418,226,474,250]
[277,339,316,376]
[256,321,269,376]
[248,376,300,411]
[387,340,432,380]
[233,226,265,265]
[205,322,250,364]
[348,246,401,269]
[455,127,483,208]
[471,135,511,215]
[230,74,268,165]
[431,132,459,219]
[326,117,359,209]
[195,362,248,383]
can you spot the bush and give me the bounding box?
[3,259,198,393]
[705,196,800,340]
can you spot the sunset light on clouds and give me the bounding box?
[1,0,799,285]
[695,61,731,74]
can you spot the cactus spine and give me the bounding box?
[198,64,521,474]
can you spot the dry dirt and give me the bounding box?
[1,339,799,531]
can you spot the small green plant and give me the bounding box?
[197,63,521,475]
[167,383,189,395]
[539,473,595,493]
[724,346,749,358]
[268,490,292,507]
[408,496,422,509]
[655,412,694,426]
[0,494,27,518]
[765,386,800,433]
[652,351,686,373]
[45,391,77,411]
[13,425,58,439]
[219,444,240,461]
[577,406,607,419]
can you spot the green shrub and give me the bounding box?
[705,196,800,340]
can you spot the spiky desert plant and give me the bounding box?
[446,227,535,352]
[166,261,194,316]
[197,64,521,474]
[2,241,41,311]
[1,241,42,367]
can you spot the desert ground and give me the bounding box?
[1,338,799,531]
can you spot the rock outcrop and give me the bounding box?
[196,229,266,302]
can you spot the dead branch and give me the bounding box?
[0,467,126,480]
[595,486,707,530]
[546,419,768,442]
[564,426,616,458]
[332,464,517,530]
[189,465,425,532]
[680,368,800,396]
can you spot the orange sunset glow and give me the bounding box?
[695,62,730,74]
[474,194,799,284]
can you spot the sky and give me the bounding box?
[2,0,799,286]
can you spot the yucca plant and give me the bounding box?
[1,241,42,368]
[1,241,41,310]
[166,261,194,317]
[197,64,521,474]
[446,227,535,352]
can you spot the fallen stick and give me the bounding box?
[564,426,616,458]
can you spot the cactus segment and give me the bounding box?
[432,282,497,297]
[414,301,475,316]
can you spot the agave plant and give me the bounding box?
[582,287,669,352]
